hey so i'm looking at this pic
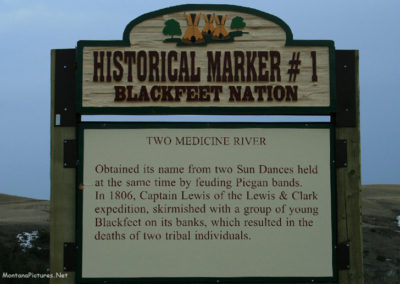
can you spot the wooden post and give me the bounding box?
[336,50,363,283]
[50,50,76,284]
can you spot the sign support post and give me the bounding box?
[336,50,363,283]
[50,49,78,284]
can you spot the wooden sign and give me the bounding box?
[77,4,335,114]
[51,5,364,284]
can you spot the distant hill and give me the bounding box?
[0,193,49,247]
[0,193,48,225]
[361,184,400,284]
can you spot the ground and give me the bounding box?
[0,193,49,248]
[361,184,400,283]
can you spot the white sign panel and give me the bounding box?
[78,124,334,280]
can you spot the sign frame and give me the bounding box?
[76,121,337,283]
[76,4,336,115]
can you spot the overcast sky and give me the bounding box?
[0,0,399,200]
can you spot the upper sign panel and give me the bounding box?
[77,4,335,114]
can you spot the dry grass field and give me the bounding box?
[0,185,399,283]
[0,194,50,283]
[361,184,400,284]
[0,193,49,248]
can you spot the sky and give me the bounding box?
[0,0,399,200]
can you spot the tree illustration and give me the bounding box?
[230,16,246,30]
[163,19,182,38]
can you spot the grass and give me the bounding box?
[0,229,49,284]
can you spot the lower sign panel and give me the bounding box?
[77,123,336,282]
